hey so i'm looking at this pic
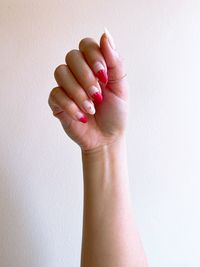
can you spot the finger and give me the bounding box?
[79,37,108,84]
[65,50,103,104]
[100,28,128,101]
[48,87,88,123]
[54,64,96,115]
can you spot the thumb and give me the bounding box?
[100,28,128,100]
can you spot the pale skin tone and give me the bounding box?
[48,30,148,267]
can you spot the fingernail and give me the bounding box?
[88,85,103,104]
[93,62,108,84]
[82,99,96,115]
[75,111,88,123]
[104,27,116,50]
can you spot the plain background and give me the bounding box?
[0,0,200,266]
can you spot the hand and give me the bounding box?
[48,29,129,152]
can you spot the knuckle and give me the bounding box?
[79,37,92,50]
[65,49,79,62]
[52,110,64,118]
[54,64,66,79]
[51,105,62,115]
[49,87,60,100]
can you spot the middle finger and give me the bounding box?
[65,49,103,103]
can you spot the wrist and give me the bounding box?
[81,135,129,186]
[81,135,127,160]
[81,133,131,209]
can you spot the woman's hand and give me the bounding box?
[48,29,129,152]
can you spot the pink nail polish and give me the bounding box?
[88,86,103,104]
[76,111,88,123]
[96,69,108,84]
[93,62,108,84]
[79,115,88,123]
[92,91,103,104]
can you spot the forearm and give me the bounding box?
[80,136,148,267]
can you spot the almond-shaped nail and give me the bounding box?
[88,85,103,104]
[93,62,108,84]
[82,99,96,115]
[104,27,116,50]
[75,111,88,123]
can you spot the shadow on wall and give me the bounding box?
[0,162,41,267]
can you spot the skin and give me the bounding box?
[48,32,148,267]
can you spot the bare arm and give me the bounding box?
[81,137,148,267]
[48,28,148,267]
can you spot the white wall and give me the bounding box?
[0,1,200,266]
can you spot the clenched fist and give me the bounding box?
[48,29,129,152]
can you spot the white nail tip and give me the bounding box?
[104,27,116,50]
[93,62,104,73]
[75,111,84,119]
[83,100,96,115]
[88,85,99,95]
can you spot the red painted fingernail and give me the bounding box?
[93,62,108,84]
[96,69,108,84]
[92,92,103,104]
[76,111,88,123]
[79,115,88,123]
[88,86,103,104]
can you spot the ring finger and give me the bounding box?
[54,64,96,116]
